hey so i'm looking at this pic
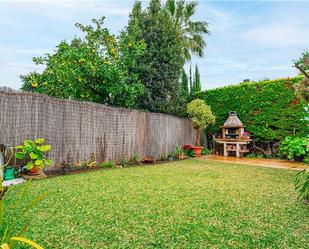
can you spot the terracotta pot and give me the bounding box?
[191,146,203,157]
[178,154,184,160]
[28,165,42,175]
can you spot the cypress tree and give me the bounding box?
[181,68,189,98]
[192,64,201,94]
[189,64,193,94]
[126,0,185,115]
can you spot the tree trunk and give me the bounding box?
[196,127,201,146]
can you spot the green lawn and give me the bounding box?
[5,159,309,249]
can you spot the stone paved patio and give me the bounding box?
[205,155,307,171]
[3,177,25,187]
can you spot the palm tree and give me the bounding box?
[164,0,210,61]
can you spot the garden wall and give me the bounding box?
[0,88,195,170]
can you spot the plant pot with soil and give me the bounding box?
[15,138,53,175]
[167,151,175,161]
[191,146,203,157]
[175,146,185,159]
[187,99,216,158]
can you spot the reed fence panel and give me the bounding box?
[0,88,195,170]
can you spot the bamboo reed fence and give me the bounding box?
[0,87,195,170]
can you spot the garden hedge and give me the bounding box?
[196,76,308,142]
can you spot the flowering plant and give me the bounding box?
[241,132,250,139]
[183,145,195,157]
[183,144,193,150]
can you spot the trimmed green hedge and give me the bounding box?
[196,77,308,142]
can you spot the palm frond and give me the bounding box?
[185,1,198,19]
[10,237,44,249]
[187,21,210,35]
[166,0,176,17]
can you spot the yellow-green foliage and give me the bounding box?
[186,99,216,129]
[196,77,308,141]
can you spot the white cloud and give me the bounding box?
[243,18,309,47]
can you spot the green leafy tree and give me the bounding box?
[187,98,215,146]
[165,0,210,61]
[126,0,185,115]
[21,17,146,108]
[294,50,309,73]
[192,64,201,94]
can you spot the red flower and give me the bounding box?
[183,144,193,150]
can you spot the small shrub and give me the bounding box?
[61,163,71,174]
[160,153,167,161]
[246,153,265,159]
[280,136,308,161]
[129,153,140,164]
[76,159,96,169]
[175,146,184,158]
[183,144,195,157]
[98,161,115,168]
[120,159,127,167]
[201,148,212,155]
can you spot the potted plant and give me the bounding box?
[187,99,216,157]
[15,138,53,175]
[183,144,196,157]
[241,132,250,140]
[167,151,175,161]
[175,146,185,159]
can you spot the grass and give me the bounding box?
[5,159,309,249]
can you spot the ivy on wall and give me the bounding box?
[196,77,308,142]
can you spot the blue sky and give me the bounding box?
[0,0,308,90]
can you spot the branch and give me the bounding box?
[253,145,271,156]
[304,57,309,67]
[294,63,309,81]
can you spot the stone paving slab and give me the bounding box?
[205,155,307,171]
[3,178,25,187]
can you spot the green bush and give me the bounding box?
[196,77,307,142]
[98,161,115,168]
[201,148,212,155]
[280,136,308,161]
